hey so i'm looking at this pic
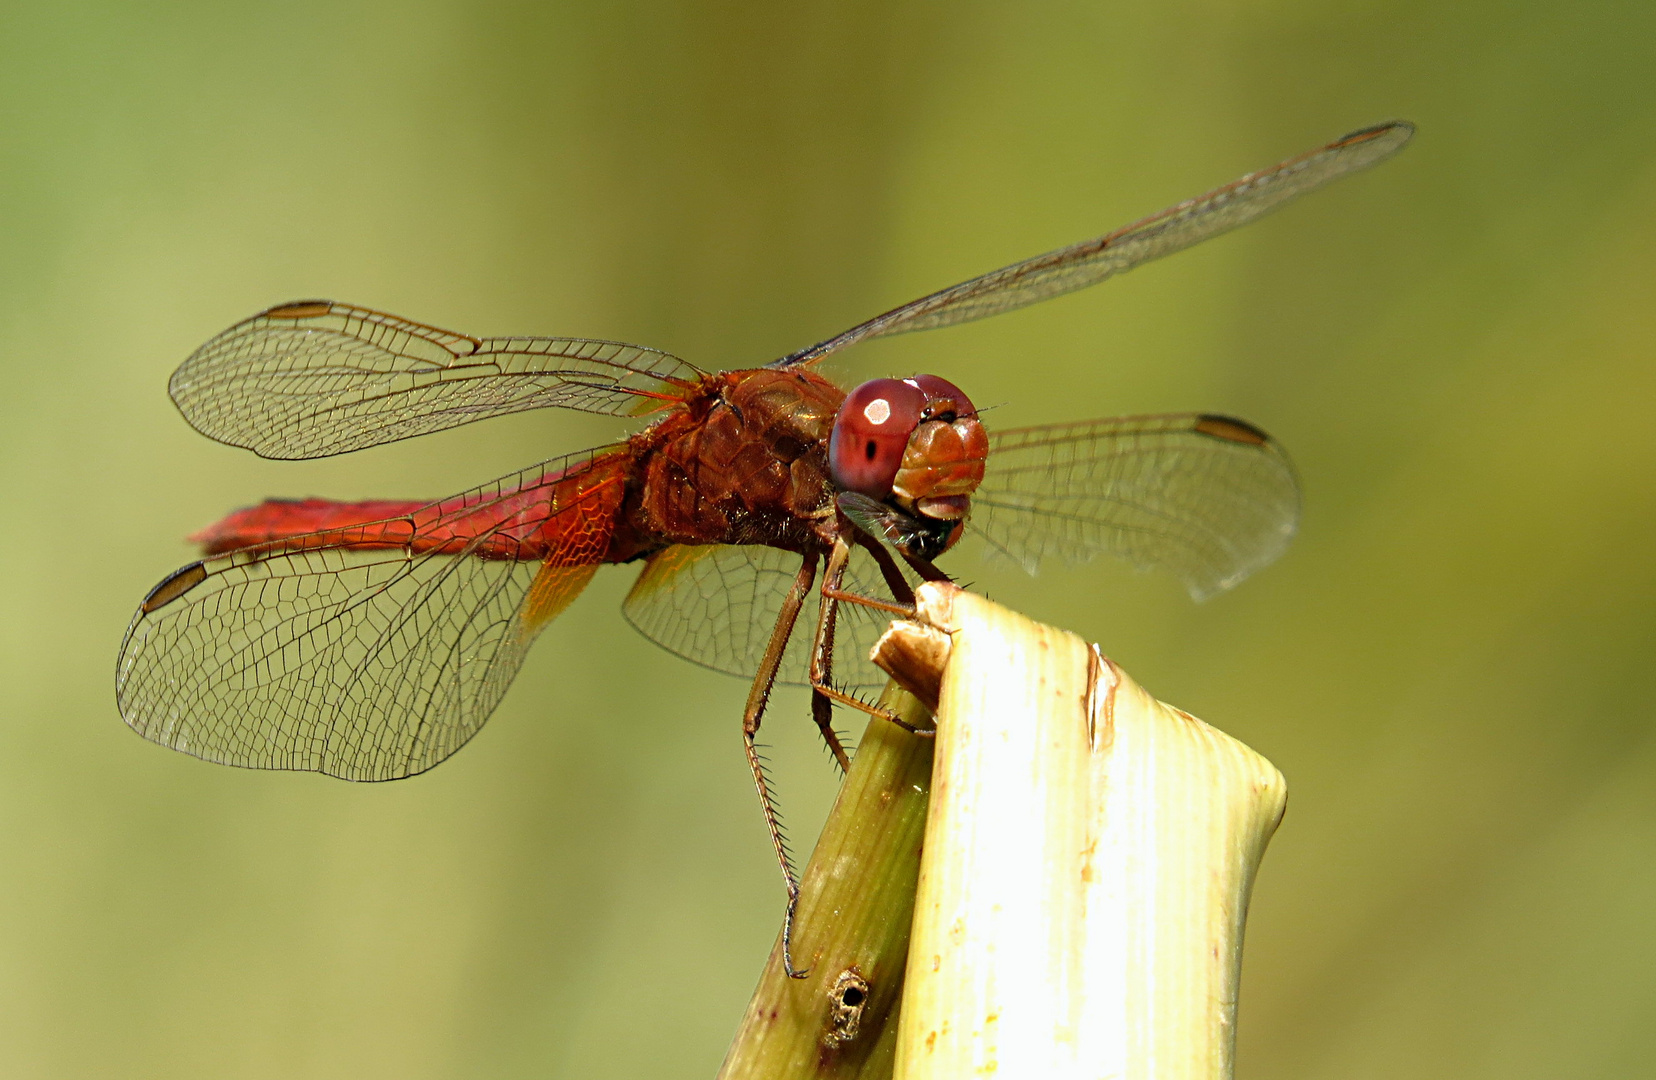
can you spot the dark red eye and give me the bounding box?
[905,374,976,420]
[829,378,926,498]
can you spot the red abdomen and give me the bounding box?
[192,499,428,553]
[192,451,635,565]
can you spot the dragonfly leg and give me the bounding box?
[809,680,935,736]
[820,583,913,617]
[853,531,917,609]
[806,542,854,774]
[821,534,931,618]
[901,550,954,583]
[811,539,933,737]
[742,550,819,980]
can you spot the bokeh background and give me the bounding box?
[2,2,1653,1077]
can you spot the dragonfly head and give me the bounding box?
[829,374,987,559]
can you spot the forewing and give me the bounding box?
[970,415,1300,600]
[776,122,1412,366]
[171,301,705,459]
[622,543,911,689]
[115,449,627,780]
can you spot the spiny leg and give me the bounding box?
[810,538,933,736]
[825,532,930,618]
[814,538,948,734]
[902,549,954,583]
[827,541,951,612]
[741,550,819,979]
[853,530,917,610]
[810,681,934,736]
[807,541,854,774]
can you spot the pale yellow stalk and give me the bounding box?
[886,584,1287,1080]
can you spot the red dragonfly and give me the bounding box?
[118,121,1410,969]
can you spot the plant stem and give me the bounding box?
[886,584,1287,1080]
[718,684,934,1080]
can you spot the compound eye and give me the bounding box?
[905,374,976,420]
[829,378,927,498]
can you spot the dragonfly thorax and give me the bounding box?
[620,367,844,557]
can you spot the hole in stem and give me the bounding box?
[823,967,871,1048]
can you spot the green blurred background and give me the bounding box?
[2,2,1653,1077]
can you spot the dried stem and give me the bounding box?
[889,583,1287,1080]
[724,585,1287,1080]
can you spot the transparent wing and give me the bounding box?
[776,121,1412,366]
[621,543,915,689]
[970,414,1300,600]
[170,301,705,459]
[115,447,629,780]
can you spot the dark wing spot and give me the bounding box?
[141,562,208,613]
[262,301,333,320]
[865,440,878,460]
[1194,414,1270,446]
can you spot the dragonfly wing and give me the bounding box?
[622,543,912,689]
[115,447,630,780]
[776,122,1412,366]
[171,301,705,459]
[970,414,1300,600]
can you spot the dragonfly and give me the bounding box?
[118,120,1411,974]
